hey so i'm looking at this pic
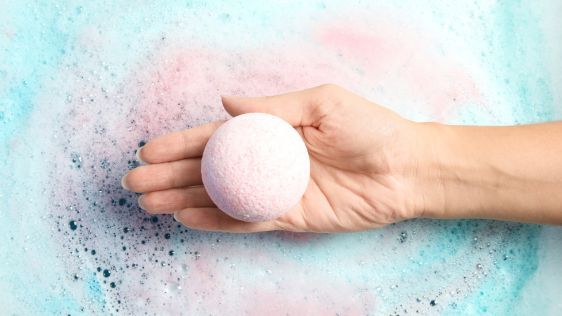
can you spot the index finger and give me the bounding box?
[139,120,224,164]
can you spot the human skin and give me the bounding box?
[121,84,562,233]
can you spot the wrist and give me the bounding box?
[407,121,488,220]
[404,120,562,224]
[407,121,449,219]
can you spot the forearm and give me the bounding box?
[414,121,562,225]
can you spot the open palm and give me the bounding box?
[122,84,422,233]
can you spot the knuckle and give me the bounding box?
[271,218,291,231]
[312,84,345,108]
[165,163,179,187]
[316,83,342,95]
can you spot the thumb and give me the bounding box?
[221,84,337,127]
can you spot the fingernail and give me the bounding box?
[136,146,145,164]
[138,195,145,210]
[121,174,131,191]
[173,212,179,222]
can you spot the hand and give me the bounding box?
[121,84,432,233]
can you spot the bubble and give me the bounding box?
[399,231,408,243]
[165,281,182,294]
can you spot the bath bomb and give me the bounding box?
[201,112,310,222]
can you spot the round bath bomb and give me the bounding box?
[201,112,310,222]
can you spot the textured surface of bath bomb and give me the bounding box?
[201,113,310,222]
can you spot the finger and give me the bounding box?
[138,121,224,164]
[221,84,346,127]
[122,158,201,193]
[138,186,215,214]
[174,208,281,233]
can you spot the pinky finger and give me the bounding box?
[174,208,281,233]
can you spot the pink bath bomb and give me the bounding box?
[201,113,310,222]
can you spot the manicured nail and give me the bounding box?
[121,174,130,191]
[137,195,145,210]
[136,146,145,164]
